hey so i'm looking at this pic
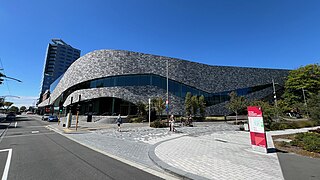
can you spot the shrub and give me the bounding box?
[290,132,320,153]
[309,128,320,134]
[269,120,318,131]
[270,122,288,130]
[128,117,145,123]
[278,141,290,147]
[292,121,317,128]
[150,120,167,128]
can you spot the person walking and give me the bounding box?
[169,115,175,132]
[116,114,122,132]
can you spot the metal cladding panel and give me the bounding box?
[40,50,289,114]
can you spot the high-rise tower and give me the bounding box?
[39,39,80,103]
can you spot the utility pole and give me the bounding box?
[166,59,169,126]
[272,79,279,121]
[302,88,309,118]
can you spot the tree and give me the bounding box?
[0,98,4,108]
[226,91,247,124]
[3,102,13,112]
[153,97,165,119]
[185,92,192,116]
[191,95,199,116]
[20,106,27,112]
[248,100,275,121]
[283,64,320,106]
[9,106,19,113]
[308,93,320,124]
[199,95,206,118]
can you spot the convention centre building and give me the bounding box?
[38,50,289,116]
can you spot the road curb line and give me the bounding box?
[148,135,210,180]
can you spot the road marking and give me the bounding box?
[0,149,12,180]
[31,131,39,134]
[14,122,17,128]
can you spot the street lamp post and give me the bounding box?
[0,72,22,83]
[166,59,169,126]
[272,79,279,121]
[302,88,309,118]
[148,98,151,127]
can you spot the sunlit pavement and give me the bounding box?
[40,116,288,180]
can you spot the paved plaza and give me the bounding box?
[41,116,287,180]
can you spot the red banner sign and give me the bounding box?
[247,106,267,153]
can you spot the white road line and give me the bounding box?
[0,148,12,180]
[31,131,39,134]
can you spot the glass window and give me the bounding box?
[104,78,111,87]
[115,76,124,86]
[126,75,138,86]
[139,75,150,86]
[169,80,181,97]
[90,80,97,88]
[152,75,162,89]
[96,79,104,88]
[181,85,188,98]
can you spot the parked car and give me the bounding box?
[6,112,16,121]
[26,111,34,114]
[47,115,58,122]
[42,114,50,121]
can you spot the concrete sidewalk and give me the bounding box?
[44,117,291,180]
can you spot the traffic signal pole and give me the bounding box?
[58,111,61,125]
[76,111,79,131]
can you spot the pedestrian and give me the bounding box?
[115,114,122,132]
[169,115,175,132]
[188,114,193,126]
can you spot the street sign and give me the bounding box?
[247,106,267,153]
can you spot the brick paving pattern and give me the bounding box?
[46,120,287,180]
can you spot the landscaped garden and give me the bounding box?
[273,128,320,158]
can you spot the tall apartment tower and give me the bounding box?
[39,39,81,102]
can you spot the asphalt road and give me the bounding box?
[0,115,163,180]
[277,152,320,180]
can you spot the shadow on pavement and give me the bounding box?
[268,148,288,153]
[0,125,8,129]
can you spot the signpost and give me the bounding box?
[247,106,267,153]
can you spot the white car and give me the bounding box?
[42,114,50,121]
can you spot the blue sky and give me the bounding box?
[0,0,320,107]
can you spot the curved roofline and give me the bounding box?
[39,49,289,107]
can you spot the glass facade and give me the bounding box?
[60,73,273,107]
